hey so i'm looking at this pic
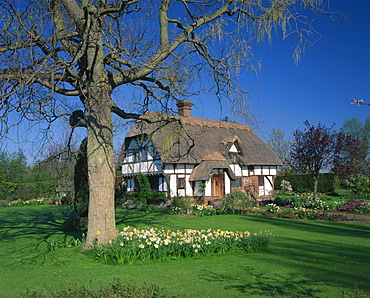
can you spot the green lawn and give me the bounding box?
[0,205,369,297]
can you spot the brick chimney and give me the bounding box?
[176,100,193,117]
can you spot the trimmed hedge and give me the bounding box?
[275,173,338,193]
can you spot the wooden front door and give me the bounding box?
[212,174,224,200]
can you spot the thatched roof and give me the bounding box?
[123,112,282,169]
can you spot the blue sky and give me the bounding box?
[189,0,370,139]
[2,0,369,160]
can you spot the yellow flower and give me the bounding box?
[138,244,145,248]
[120,242,124,246]
[96,231,101,235]
[154,244,159,248]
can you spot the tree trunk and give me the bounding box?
[313,174,319,200]
[76,11,116,249]
[82,85,116,249]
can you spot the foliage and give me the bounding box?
[275,174,338,193]
[220,191,252,213]
[191,204,218,217]
[21,278,181,298]
[7,198,51,207]
[265,203,280,214]
[290,121,339,198]
[274,197,295,207]
[261,191,370,220]
[333,133,369,180]
[171,196,198,212]
[48,237,84,251]
[74,138,89,217]
[0,151,56,202]
[280,179,293,192]
[122,199,145,210]
[293,207,322,220]
[338,200,370,214]
[344,174,370,194]
[93,226,272,265]
[134,172,152,205]
[126,173,167,207]
[341,117,370,145]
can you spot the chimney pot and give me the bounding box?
[176,100,193,117]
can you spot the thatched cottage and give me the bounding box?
[120,100,282,204]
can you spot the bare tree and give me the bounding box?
[0,0,333,248]
[267,128,292,174]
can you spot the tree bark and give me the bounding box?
[83,84,116,249]
[79,11,116,249]
[313,174,319,200]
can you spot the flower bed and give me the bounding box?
[93,226,273,265]
[7,198,51,207]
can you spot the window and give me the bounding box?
[228,152,238,164]
[228,143,240,164]
[177,177,186,189]
[258,176,264,186]
[132,146,148,162]
[231,177,243,188]
[147,176,168,192]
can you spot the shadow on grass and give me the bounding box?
[0,205,82,265]
[199,237,370,296]
[195,215,370,296]
[200,268,325,297]
[115,209,174,228]
[244,214,370,236]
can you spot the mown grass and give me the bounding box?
[0,205,369,297]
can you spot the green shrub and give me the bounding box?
[265,203,280,214]
[126,173,167,206]
[171,196,197,210]
[147,192,167,204]
[134,172,152,205]
[20,278,182,298]
[147,205,170,214]
[122,199,144,210]
[294,206,321,219]
[345,174,370,194]
[274,197,293,206]
[0,200,9,207]
[221,191,252,213]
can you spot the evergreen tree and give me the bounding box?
[74,139,89,217]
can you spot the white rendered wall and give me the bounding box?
[224,172,231,195]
